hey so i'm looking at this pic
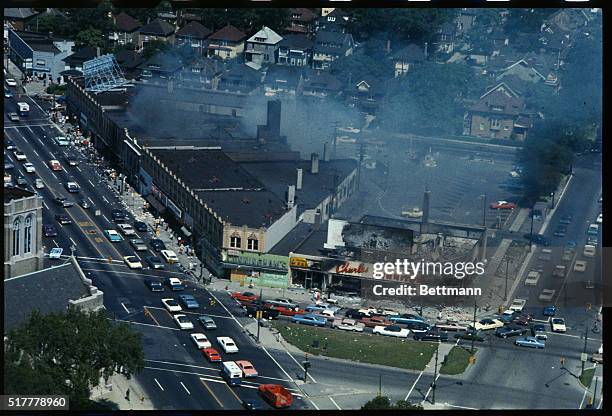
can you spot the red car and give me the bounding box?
[230,291,259,302]
[236,360,258,378]
[202,347,222,362]
[490,200,517,210]
[361,316,393,328]
[273,305,306,317]
[513,314,533,326]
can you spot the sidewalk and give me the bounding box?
[89,372,154,410]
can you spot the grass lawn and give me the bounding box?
[439,346,475,375]
[579,367,595,388]
[272,322,436,371]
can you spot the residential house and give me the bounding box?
[301,70,343,99]
[391,44,426,77]
[62,46,98,73]
[286,8,317,34]
[8,29,74,83]
[25,8,67,31]
[110,12,141,47]
[494,58,546,85]
[263,65,303,97]
[541,9,593,36]
[456,9,476,37]
[4,8,39,31]
[175,21,212,53]
[157,10,178,27]
[136,52,183,81]
[277,34,313,67]
[436,22,456,54]
[178,57,224,90]
[138,18,176,49]
[207,24,247,60]
[218,63,262,94]
[312,31,354,70]
[245,26,283,66]
[345,76,387,115]
[315,9,350,33]
[463,82,531,141]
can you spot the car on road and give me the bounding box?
[574,260,587,272]
[515,336,545,349]
[123,255,143,269]
[4,159,14,170]
[538,289,556,302]
[551,318,567,333]
[117,223,136,236]
[542,306,557,317]
[173,314,194,330]
[48,159,62,171]
[111,209,127,223]
[553,226,567,237]
[179,294,200,309]
[133,221,148,232]
[434,321,469,332]
[6,78,17,86]
[54,196,74,208]
[8,113,20,121]
[64,182,80,193]
[531,324,547,340]
[79,199,90,209]
[23,162,35,173]
[292,314,327,327]
[103,229,123,242]
[245,305,280,320]
[129,238,147,251]
[266,298,296,308]
[49,247,63,259]
[146,256,165,269]
[42,224,58,237]
[268,305,304,317]
[454,330,486,342]
[583,281,595,289]
[562,249,573,262]
[16,175,27,186]
[4,88,13,98]
[490,200,516,209]
[596,213,602,224]
[414,329,449,342]
[513,314,533,326]
[149,238,166,252]
[165,277,184,291]
[373,325,410,338]
[499,309,516,323]
[242,400,263,410]
[552,265,566,278]
[495,326,527,338]
[64,156,78,166]
[13,151,27,161]
[236,360,258,378]
[53,136,70,146]
[202,347,222,362]
[198,315,217,330]
[55,214,72,225]
[331,318,365,332]
[144,279,164,292]
[523,234,549,246]
[509,299,526,313]
[587,223,599,236]
[525,271,541,286]
[231,291,259,302]
[559,214,573,225]
[591,345,603,364]
[217,336,239,353]
[583,245,596,257]
[160,249,178,264]
[190,333,211,349]
[388,313,426,325]
[405,321,432,333]
[587,235,598,246]
[5,139,16,150]
[473,318,504,331]
[402,207,423,218]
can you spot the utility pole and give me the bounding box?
[504,257,510,301]
[529,205,535,250]
[581,326,588,375]
[357,141,366,190]
[471,299,477,353]
[256,288,263,342]
[378,374,382,397]
[332,121,339,159]
[432,344,439,405]
[592,376,598,408]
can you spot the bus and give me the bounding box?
[17,102,30,116]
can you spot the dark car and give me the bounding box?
[553,226,567,237]
[79,199,91,209]
[345,309,367,320]
[405,321,431,333]
[513,314,534,326]
[523,233,550,246]
[42,224,58,237]
[6,139,16,150]
[197,315,217,330]
[54,196,74,208]
[16,175,27,186]
[495,326,527,338]
[133,221,148,232]
[111,209,127,222]
[454,330,486,342]
[559,214,573,225]
[55,214,72,225]
[242,400,262,410]
[4,159,14,170]
[144,279,164,292]
[246,305,280,320]
[542,306,557,316]
[64,156,78,166]
[414,329,449,342]
[146,256,165,269]
[149,238,167,252]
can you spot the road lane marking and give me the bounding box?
[88,180,95,187]
[50,171,57,180]
[180,381,191,395]
[405,370,424,400]
[69,237,77,247]
[329,396,341,410]
[145,359,290,382]
[32,149,39,157]
[53,240,59,247]
[102,214,110,223]
[89,197,95,204]
[154,378,164,391]
[49,152,56,159]
[444,403,478,410]
[200,379,224,408]
[42,201,49,209]
[421,373,442,405]
[145,307,234,320]
[207,291,244,329]
[143,306,161,326]
[76,166,81,172]
[121,303,130,314]
[103,196,109,204]
[224,382,242,403]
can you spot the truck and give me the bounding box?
[222,361,242,387]
[17,102,30,117]
[258,384,293,408]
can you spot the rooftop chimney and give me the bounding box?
[267,100,281,140]
[386,39,391,54]
[424,42,428,58]
[296,168,303,190]
[96,47,101,57]
[323,142,330,162]
[311,153,319,174]
[287,185,296,209]
[422,188,431,224]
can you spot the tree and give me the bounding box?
[362,396,423,410]
[141,39,171,60]
[196,8,290,33]
[75,27,105,49]
[505,9,558,36]
[330,52,393,86]
[4,307,144,409]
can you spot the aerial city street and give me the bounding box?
[3,4,603,411]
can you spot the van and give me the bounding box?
[583,245,596,257]
[587,223,599,236]
[222,361,242,386]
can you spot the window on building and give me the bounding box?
[36,59,46,67]
[491,118,501,129]
[24,215,32,253]
[13,217,21,256]
[247,235,259,251]
[479,122,485,131]
[230,234,241,248]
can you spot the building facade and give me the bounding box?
[8,29,74,81]
[244,26,283,66]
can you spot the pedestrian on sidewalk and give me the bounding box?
[125,389,130,401]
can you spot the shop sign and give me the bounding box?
[290,257,309,268]
[329,261,372,277]
[225,251,288,271]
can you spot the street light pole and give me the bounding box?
[529,205,535,251]
[432,344,439,405]
[581,326,588,375]
[256,288,263,342]
[471,299,477,353]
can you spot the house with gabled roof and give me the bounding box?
[277,34,313,67]
[207,24,247,60]
[344,76,387,115]
[263,65,303,97]
[111,12,141,47]
[312,31,354,70]
[391,44,426,77]
[4,8,40,31]
[245,26,283,66]
[463,82,532,141]
[286,8,318,34]
[301,69,343,99]
[436,22,456,54]
[138,18,176,49]
[175,21,212,52]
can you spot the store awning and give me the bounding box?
[145,195,165,213]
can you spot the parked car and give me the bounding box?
[173,314,194,330]
[197,315,217,330]
[202,347,222,362]
[515,336,545,349]
[413,329,449,342]
[133,221,148,232]
[434,321,469,332]
[373,325,410,338]
[454,330,486,342]
[292,314,326,327]
[231,292,259,302]
[344,309,367,320]
[245,305,280,320]
[146,256,165,269]
[495,326,527,338]
[149,238,166,251]
[179,294,200,309]
[160,249,178,264]
[144,279,164,292]
[331,318,365,332]
[405,321,431,333]
[473,318,504,331]
[389,314,426,325]
[190,333,211,349]
[42,224,58,237]
[361,316,393,328]
[490,200,516,209]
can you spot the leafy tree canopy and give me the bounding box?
[362,396,423,410]
[196,8,290,34]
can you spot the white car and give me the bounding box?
[509,299,526,313]
[332,318,365,332]
[583,245,596,258]
[123,255,142,269]
[596,213,602,224]
[173,314,194,330]
[190,333,212,349]
[525,271,541,286]
[373,325,410,338]
[538,289,556,302]
[117,223,136,236]
[217,336,239,353]
[474,318,504,331]
[23,162,35,173]
[378,308,400,316]
[6,78,17,86]
[160,249,178,264]
[574,260,587,272]
[13,151,27,161]
[550,317,567,333]
[53,136,70,146]
[161,298,182,313]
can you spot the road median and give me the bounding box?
[439,346,476,375]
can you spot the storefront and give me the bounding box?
[289,255,374,294]
[222,250,290,288]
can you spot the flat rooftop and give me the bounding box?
[270,222,329,257]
